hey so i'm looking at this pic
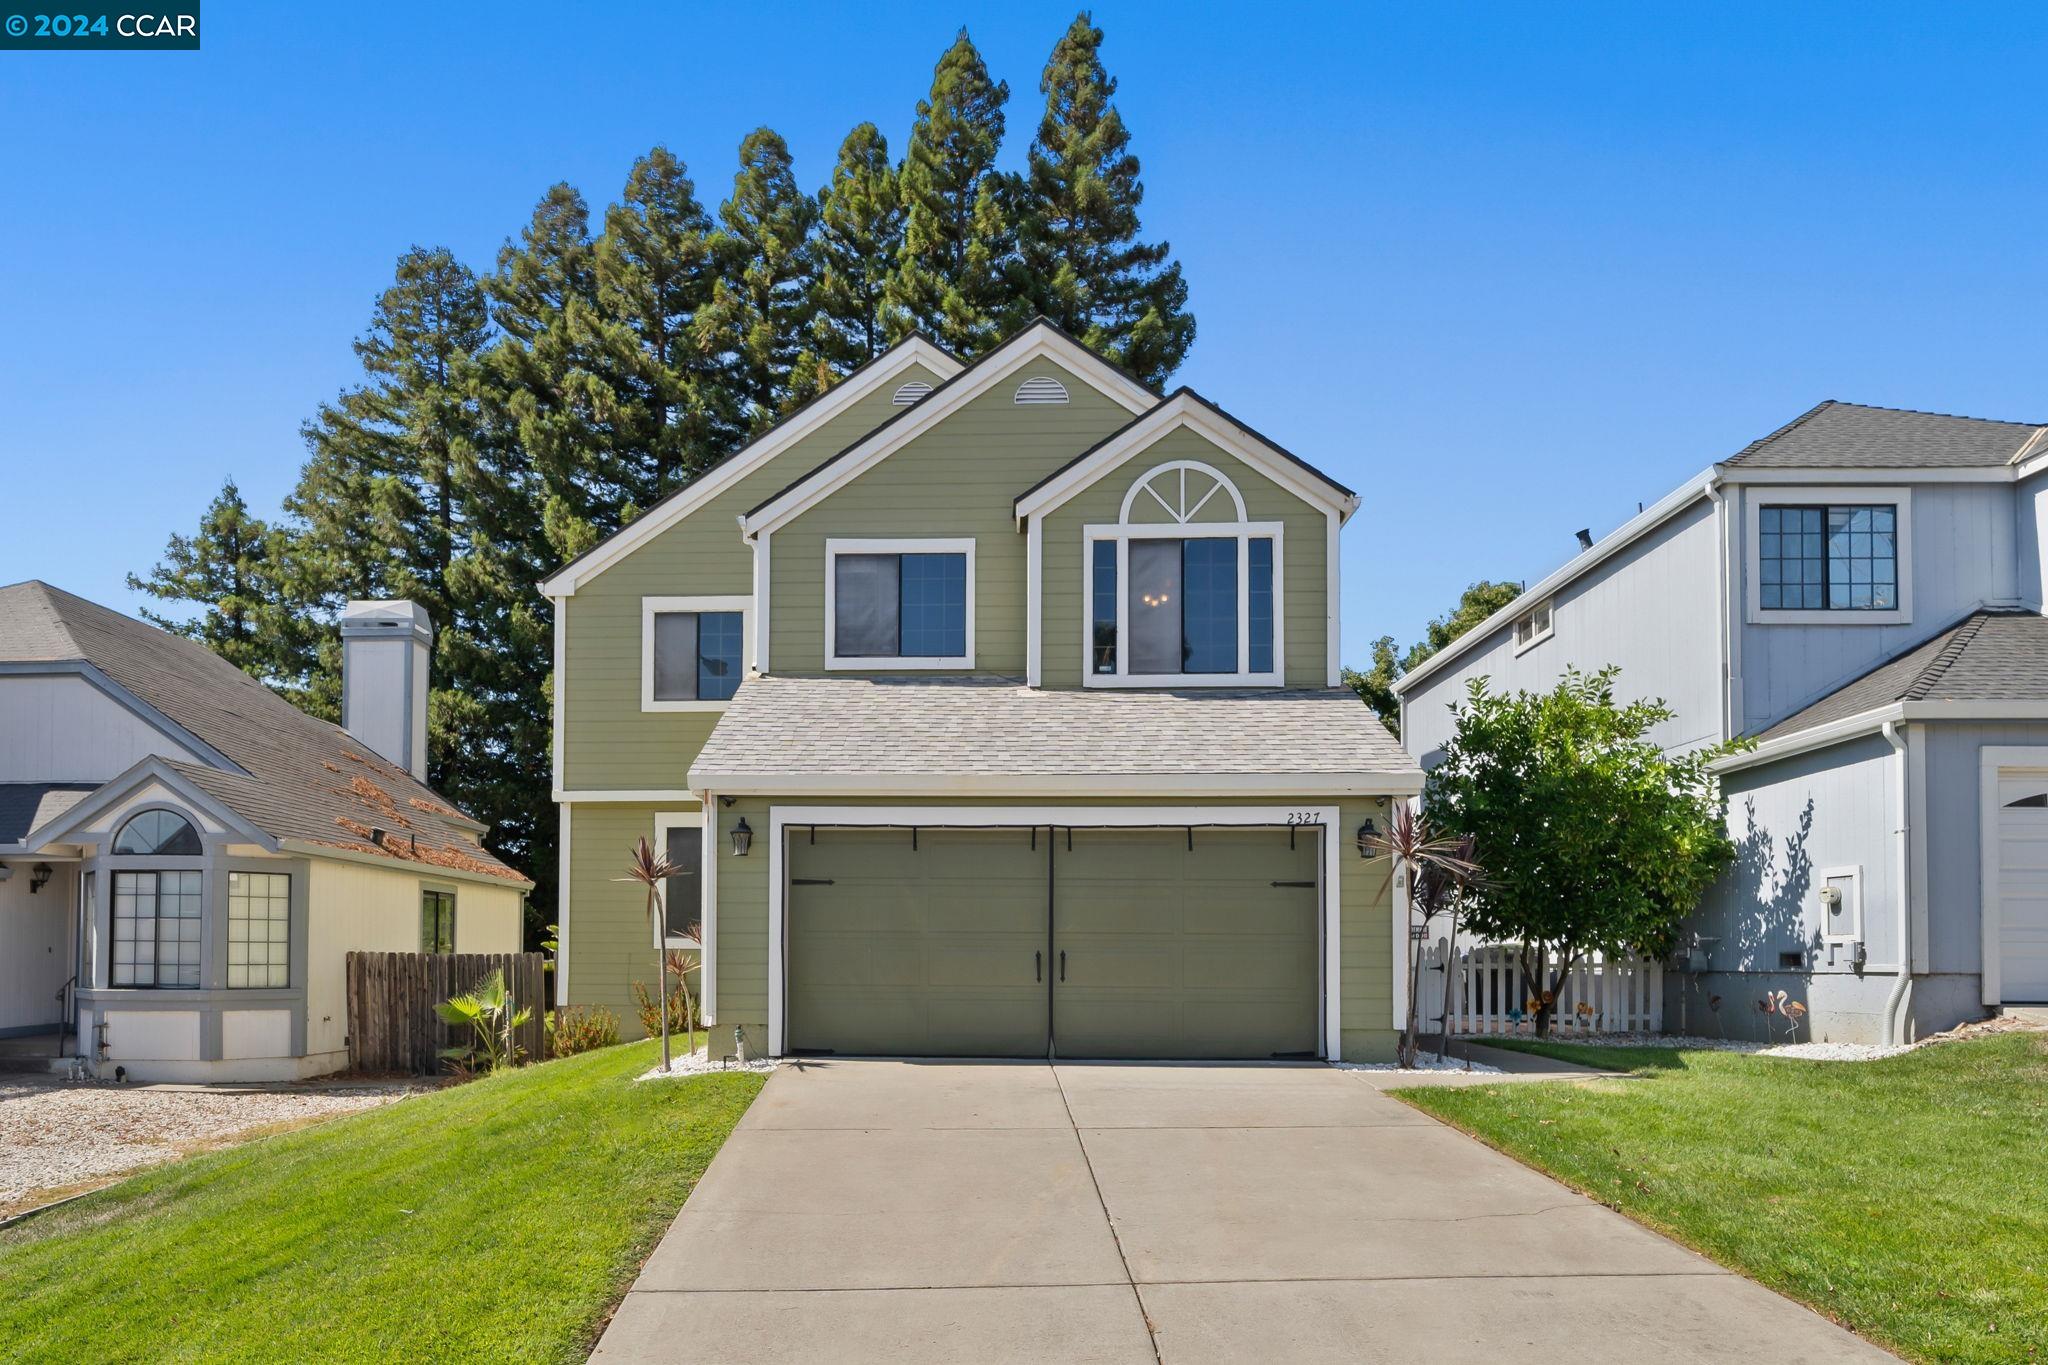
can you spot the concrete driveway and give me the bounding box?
[593,1060,1889,1364]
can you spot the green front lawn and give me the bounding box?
[0,1042,762,1363]
[1401,1034,2048,1364]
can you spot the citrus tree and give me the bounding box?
[1425,667,1742,1036]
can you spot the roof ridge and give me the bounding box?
[1820,399,2045,428]
[1901,612,1993,701]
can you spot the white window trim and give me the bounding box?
[824,537,977,671]
[1744,486,1913,626]
[1082,521,1286,688]
[641,596,753,712]
[764,804,1343,1060]
[1511,599,1554,656]
[1816,863,1864,945]
[653,808,706,951]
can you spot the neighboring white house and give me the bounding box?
[1397,401,2048,1044]
[0,583,529,1080]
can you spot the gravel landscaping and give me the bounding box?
[1,1080,425,1213]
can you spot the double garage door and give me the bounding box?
[786,826,1321,1059]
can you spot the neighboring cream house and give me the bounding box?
[547,320,1421,1062]
[1397,401,2048,1044]
[0,583,529,1080]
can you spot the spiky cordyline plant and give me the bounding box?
[1362,805,1482,1067]
[618,836,680,1073]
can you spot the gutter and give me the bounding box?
[1714,698,2048,775]
[682,772,1427,799]
[1880,721,1915,1045]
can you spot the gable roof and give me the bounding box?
[539,334,963,596]
[0,782,95,850]
[1725,400,2048,470]
[1756,609,2048,743]
[0,581,527,883]
[687,674,1419,796]
[1012,387,1358,523]
[739,318,1160,536]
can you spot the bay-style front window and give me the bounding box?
[826,538,975,669]
[112,869,203,987]
[227,871,291,988]
[642,596,750,711]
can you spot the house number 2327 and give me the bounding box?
[1285,811,1318,825]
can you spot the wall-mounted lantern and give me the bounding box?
[1355,820,1378,858]
[30,863,53,893]
[730,817,753,857]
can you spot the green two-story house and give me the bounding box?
[544,320,1420,1061]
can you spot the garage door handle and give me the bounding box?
[1035,951,1042,982]
[1059,950,1066,982]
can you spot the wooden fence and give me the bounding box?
[1418,941,1663,1036]
[346,951,547,1074]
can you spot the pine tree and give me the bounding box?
[1010,12,1194,386]
[287,246,491,626]
[127,478,319,696]
[703,128,819,428]
[885,29,1010,355]
[584,146,736,515]
[810,122,907,373]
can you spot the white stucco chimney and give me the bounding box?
[340,600,432,781]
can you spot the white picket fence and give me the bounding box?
[1418,941,1664,1037]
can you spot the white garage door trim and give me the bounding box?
[767,804,1343,1060]
[1978,747,2048,1006]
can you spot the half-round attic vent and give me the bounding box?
[891,380,933,406]
[1014,375,1069,405]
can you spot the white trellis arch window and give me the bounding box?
[1082,460,1283,687]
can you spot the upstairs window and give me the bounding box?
[827,539,975,669]
[642,597,749,710]
[1513,600,1553,654]
[1086,461,1282,686]
[1759,504,1897,611]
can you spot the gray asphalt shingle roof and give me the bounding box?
[1725,401,2046,470]
[688,674,1417,790]
[1758,609,2048,742]
[0,783,96,847]
[0,581,525,882]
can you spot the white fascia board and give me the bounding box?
[1719,465,2016,485]
[1394,468,1721,697]
[683,771,1425,798]
[540,338,962,596]
[1714,699,2048,775]
[742,328,1155,538]
[1015,393,1354,525]
[276,838,534,890]
[555,789,703,804]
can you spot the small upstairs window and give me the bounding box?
[1513,601,1553,654]
[642,597,749,711]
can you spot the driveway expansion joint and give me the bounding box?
[1053,1063,1164,1365]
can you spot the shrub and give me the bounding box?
[632,977,696,1041]
[548,1005,621,1058]
[437,969,532,1076]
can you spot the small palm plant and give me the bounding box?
[437,969,532,1076]
[619,836,681,1073]
[1363,806,1482,1067]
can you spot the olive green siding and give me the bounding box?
[557,362,944,791]
[1039,424,1332,690]
[768,359,1135,676]
[701,795,1397,1061]
[562,801,671,1038]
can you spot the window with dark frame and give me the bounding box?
[833,551,967,659]
[652,610,744,702]
[227,871,290,988]
[420,888,456,954]
[113,809,201,856]
[112,869,202,987]
[1759,504,1897,611]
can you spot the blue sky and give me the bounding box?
[5,2,2047,664]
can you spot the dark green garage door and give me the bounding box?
[784,824,1320,1059]
[1054,829,1319,1059]
[787,828,1050,1057]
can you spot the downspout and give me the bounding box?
[1881,720,1914,1044]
